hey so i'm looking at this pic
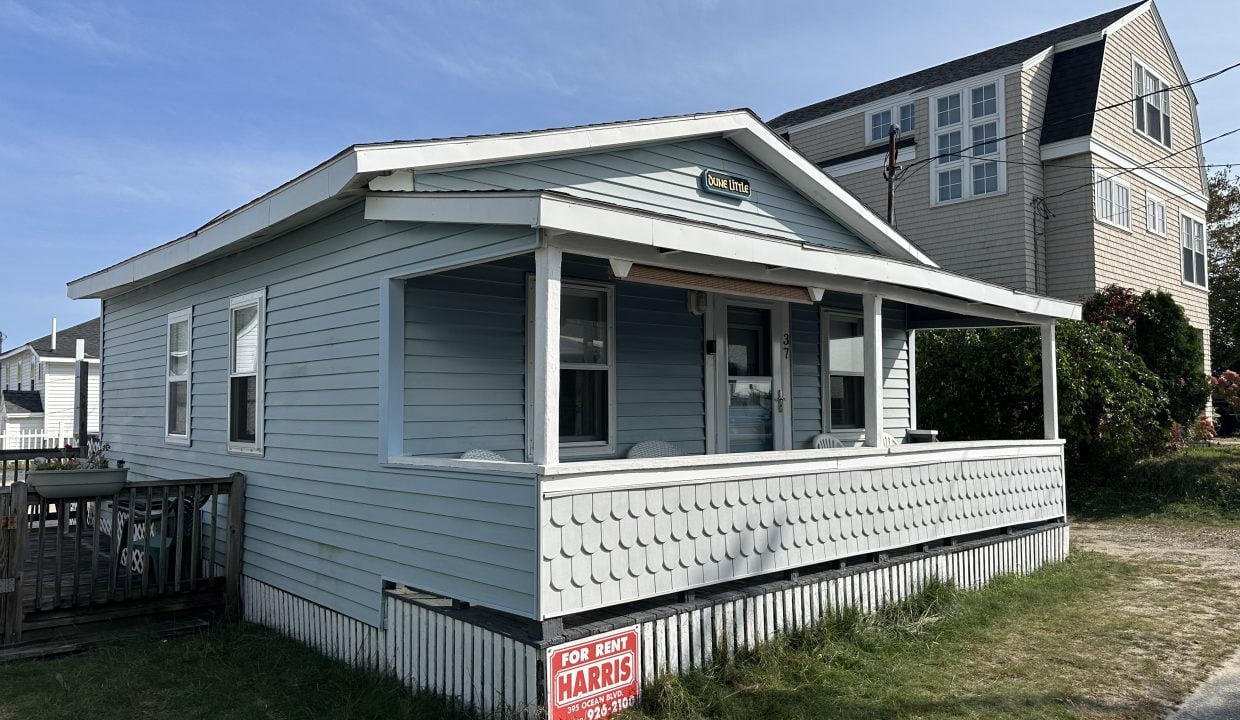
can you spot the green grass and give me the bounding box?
[1070,444,1240,526]
[631,553,1147,720]
[0,625,469,720]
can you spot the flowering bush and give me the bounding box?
[1211,370,1240,409]
[1169,416,1219,451]
[32,441,113,471]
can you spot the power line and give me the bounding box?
[896,57,1240,181]
[902,151,1235,172]
[1043,125,1240,201]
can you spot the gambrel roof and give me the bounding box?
[769,2,1145,130]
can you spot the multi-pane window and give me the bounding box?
[868,102,916,143]
[824,315,864,429]
[936,94,961,126]
[1095,173,1131,229]
[1146,193,1167,236]
[559,283,614,450]
[1133,60,1172,147]
[937,131,961,163]
[228,290,264,453]
[1182,215,1207,287]
[898,103,915,133]
[971,84,997,118]
[933,80,1001,204]
[165,308,192,442]
[937,168,962,202]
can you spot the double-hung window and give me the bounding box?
[165,308,192,444]
[1095,172,1131,229]
[558,283,615,454]
[228,289,265,454]
[1133,59,1172,147]
[1145,193,1167,236]
[933,80,1002,204]
[823,313,864,430]
[867,101,916,143]
[1181,214,1207,288]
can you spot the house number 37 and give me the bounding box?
[782,333,791,358]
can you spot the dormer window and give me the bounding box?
[867,102,916,144]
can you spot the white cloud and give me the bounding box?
[0,0,136,56]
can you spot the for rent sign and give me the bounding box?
[547,626,640,720]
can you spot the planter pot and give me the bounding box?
[26,468,129,499]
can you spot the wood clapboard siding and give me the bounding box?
[789,296,910,448]
[100,202,541,624]
[414,137,876,254]
[403,253,707,460]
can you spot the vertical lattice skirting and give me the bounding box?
[243,523,1068,718]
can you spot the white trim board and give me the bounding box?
[1040,137,1207,210]
[364,191,1081,321]
[68,110,939,300]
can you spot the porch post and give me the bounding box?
[863,293,884,447]
[1041,321,1059,440]
[532,244,562,465]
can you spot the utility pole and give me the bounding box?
[884,123,901,227]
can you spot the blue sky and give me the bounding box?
[1,0,1236,345]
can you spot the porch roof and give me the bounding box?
[365,189,1080,323]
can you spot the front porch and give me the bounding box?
[369,192,1077,621]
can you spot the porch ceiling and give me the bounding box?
[364,190,1081,324]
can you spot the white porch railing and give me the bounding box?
[537,440,1066,617]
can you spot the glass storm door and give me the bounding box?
[725,305,776,453]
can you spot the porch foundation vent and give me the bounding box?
[617,264,813,304]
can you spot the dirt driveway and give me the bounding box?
[1070,519,1240,717]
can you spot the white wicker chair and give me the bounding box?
[460,449,509,462]
[882,432,901,447]
[810,433,845,449]
[626,440,682,459]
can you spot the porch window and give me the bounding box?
[559,283,614,451]
[824,314,865,430]
[1181,214,1207,288]
[165,307,192,444]
[228,289,265,454]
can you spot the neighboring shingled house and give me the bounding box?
[770,1,1211,370]
[0,318,100,448]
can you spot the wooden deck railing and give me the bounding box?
[1,473,246,645]
[0,448,75,487]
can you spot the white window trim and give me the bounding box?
[1094,171,1132,231]
[820,309,865,432]
[1180,211,1208,290]
[864,101,916,146]
[930,77,1006,206]
[1145,191,1167,237]
[525,277,617,459]
[165,307,193,446]
[227,289,265,456]
[1132,56,1173,150]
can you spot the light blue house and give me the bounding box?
[68,110,1077,710]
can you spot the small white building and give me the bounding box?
[0,318,101,449]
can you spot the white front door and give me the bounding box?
[709,298,791,453]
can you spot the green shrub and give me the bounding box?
[917,321,1168,478]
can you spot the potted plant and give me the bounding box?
[26,441,128,498]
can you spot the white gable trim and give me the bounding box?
[68,111,936,300]
[364,191,1079,321]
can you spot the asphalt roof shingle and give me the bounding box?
[768,2,1144,130]
[22,318,100,360]
[2,390,43,415]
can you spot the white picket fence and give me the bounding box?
[0,426,74,450]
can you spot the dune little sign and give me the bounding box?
[700,168,751,199]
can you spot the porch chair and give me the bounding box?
[810,433,845,449]
[626,440,682,459]
[882,432,900,447]
[460,449,509,462]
